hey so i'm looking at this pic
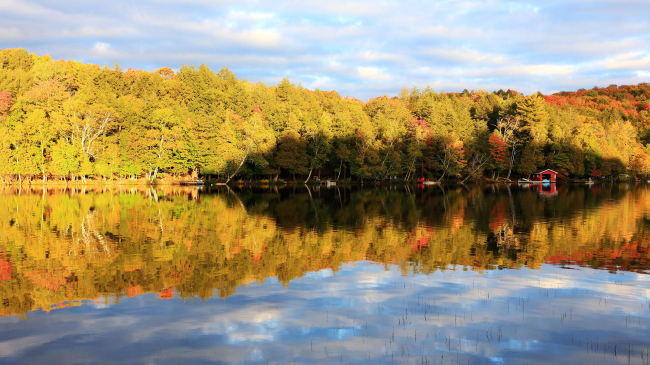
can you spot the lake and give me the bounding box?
[0,183,649,364]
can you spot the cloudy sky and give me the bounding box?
[1,0,649,100]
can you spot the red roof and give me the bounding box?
[534,169,559,174]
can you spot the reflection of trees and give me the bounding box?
[0,184,649,318]
[67,210,111,258]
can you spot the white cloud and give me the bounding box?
[310,76,333,89]
[418,24,487,39]
[603,52,650,70]
[0,0,648,99]
[93,42,110,55]
[520,64,576,76]
[0,27,22,41]
[357,66,392,81]
[0,0,58,17]
[426,48,509,66]
[227,10,275,22]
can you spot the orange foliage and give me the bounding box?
[127,285,143,298]
[158,287,175,299]
[0,258,11,281]
[156,67,175,80]
[409,228,432,252]
[0,90,11,112]
[550,83,650,118]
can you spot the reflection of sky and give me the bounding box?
[0,262,649,364]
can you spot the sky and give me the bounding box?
[1,0,649,100]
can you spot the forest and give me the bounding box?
[1,48,650,184]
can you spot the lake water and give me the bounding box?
[0,184,649,364]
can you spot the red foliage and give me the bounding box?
[548,83,650,118]
[0,90,11,112]
[544,241,650,273]
[409,117,430,135]
[488,134,508,168]
[590,167,602,178]
[251,244,266,262]
[489,203,506,232]
[0,258,11,281]
[409,229,432,252]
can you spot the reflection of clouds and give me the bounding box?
[202,307,282,344]
[227,332,274,343]
[89,297,111,309]
[502,338,541,351]
[309,268,333,278]
[1,262,650,364]
[0,335,52,357]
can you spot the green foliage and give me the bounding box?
[276,129,308,175]
[1,48,650,183]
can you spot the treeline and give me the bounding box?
[1,48,650,184]
[1,185,649,317]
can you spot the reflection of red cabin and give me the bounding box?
[530,169,558,183]
[533,183,558,198]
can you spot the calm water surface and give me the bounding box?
[0,184,649,364]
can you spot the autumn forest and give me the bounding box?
[1,48,650,184]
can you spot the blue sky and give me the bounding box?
[1,0,649,100]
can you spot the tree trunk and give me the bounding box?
[150,167,159,183]
[337,160,343,181]
[304,168,313,184]
[507,143,518,181]
[226,155,247,184]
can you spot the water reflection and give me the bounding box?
[0,184,649,363]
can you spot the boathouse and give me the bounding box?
[530,169,558,183]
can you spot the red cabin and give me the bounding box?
[530,169,558,183]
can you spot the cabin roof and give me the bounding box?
[533,169,559,174]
